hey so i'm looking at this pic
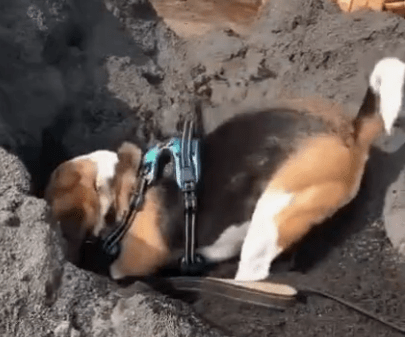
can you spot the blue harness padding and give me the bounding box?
[143,137,201,190]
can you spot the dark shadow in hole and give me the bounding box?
[4,0,162,197]
[32,105,75,198]
[142,71,164,86]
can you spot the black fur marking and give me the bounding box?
[163,108,331,250]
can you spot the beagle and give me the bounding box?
[107,57,405,282]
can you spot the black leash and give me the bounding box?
[300,287,405,335]
[80,158,153,271]
[101,169,149,263]
[166,277,405,334]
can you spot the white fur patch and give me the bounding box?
[74,150,119,184]
[73,150,119,234]
[73,150,119,189]
[110,263,125,280]
[369,57,405,135]
[198,222,249,263]
[235,189,293,281]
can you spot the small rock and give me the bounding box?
[70,328,80,337]
[54,321,71,337]
[0,211,20,227]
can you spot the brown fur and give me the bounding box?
[45,159,100,262]
[269,111,384,250]
[109,142,170,279]
[111,142,143,221]
[109,187,170,278]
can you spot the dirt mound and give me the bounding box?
[1,0,405,336]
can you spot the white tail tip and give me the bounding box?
[369,57,405,135]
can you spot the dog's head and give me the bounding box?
[45,150,119,264]
[111,142,143,222]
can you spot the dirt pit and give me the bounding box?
[2,0,405,336]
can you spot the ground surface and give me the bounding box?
[2,0,405,336]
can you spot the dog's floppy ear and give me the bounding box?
[113,142,143,219]
[116,142,143,173]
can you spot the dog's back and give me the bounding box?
[164,107,336,250]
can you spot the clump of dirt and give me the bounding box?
[2,0,405,336]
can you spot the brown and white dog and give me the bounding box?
[45,57,405,283]
[45,150,119,264]
[107,57,405,282]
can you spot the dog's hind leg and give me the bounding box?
[234,189,293,281]
[235,180,350,281]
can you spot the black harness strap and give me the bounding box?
[101,170,149,263]
[181,120,196,265]
[179,120,205,275]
